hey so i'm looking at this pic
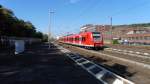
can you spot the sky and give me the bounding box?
[0,0,150,37]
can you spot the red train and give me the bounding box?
[59,32,104,49]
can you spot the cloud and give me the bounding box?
[69,0,81,3]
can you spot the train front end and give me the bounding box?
[92,32,104,49]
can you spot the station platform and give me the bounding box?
[0,43,101,84]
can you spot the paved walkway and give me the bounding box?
[0,43,101,84]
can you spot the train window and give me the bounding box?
[93,36,100,38]
[136,37,139,40]
[144,36,148,40]
[75,37,79,41]
[71,38,72,41]
[69,38,71,41]
[71,38,73,41]
[79,37,82,41]
[148,36,150,40]
[140,37,143,40]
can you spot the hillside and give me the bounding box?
[114,23,150,28]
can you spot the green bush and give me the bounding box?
[113,40,119,44]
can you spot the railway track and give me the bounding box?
[105,44,150,54]
[55,44,134,84]
[59,43,150,84]
[102,48,150,65]
[105,48,150,57]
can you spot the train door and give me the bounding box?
[79,35,82,45]
[86,32,92,46]
[73,36,75,44]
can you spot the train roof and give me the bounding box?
[60,31,101,38]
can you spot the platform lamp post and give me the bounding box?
[48,10,55,49]
[110,17,113,44]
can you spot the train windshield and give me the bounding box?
[92,32,101,42]
[92,32,101,38]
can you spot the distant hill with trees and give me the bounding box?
[0,4,46,40]
[130,23,150,27]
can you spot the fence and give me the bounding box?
[0,36,41,50]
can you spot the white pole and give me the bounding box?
[110,17,113,43]
[48,10,54,49]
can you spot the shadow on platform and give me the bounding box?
[0,43,102,84]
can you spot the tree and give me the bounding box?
[0,5,15,36]
[42,34,48,42]
[34,31,43,38]
[0,4,44,39]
